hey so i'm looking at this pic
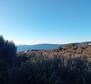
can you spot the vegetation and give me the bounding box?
[0,36,91,84]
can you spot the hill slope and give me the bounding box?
[17,41,91,51]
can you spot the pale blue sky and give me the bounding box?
[0,0,91,44]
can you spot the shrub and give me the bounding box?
[0,36,16,69]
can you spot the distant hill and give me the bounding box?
[16,41,91,51]
[17,44,63,51]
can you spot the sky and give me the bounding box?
[0,0,91,45]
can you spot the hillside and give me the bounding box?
[17,41,91,59]
[16,41,91,84]
[17,41,91,51]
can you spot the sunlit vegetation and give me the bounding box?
[0,36,91,84]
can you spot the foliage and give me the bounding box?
[0,36,16,70]
[0,36,91,84]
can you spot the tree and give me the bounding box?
[0,36,17,69]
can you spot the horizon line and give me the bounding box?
[15,40,91,45]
